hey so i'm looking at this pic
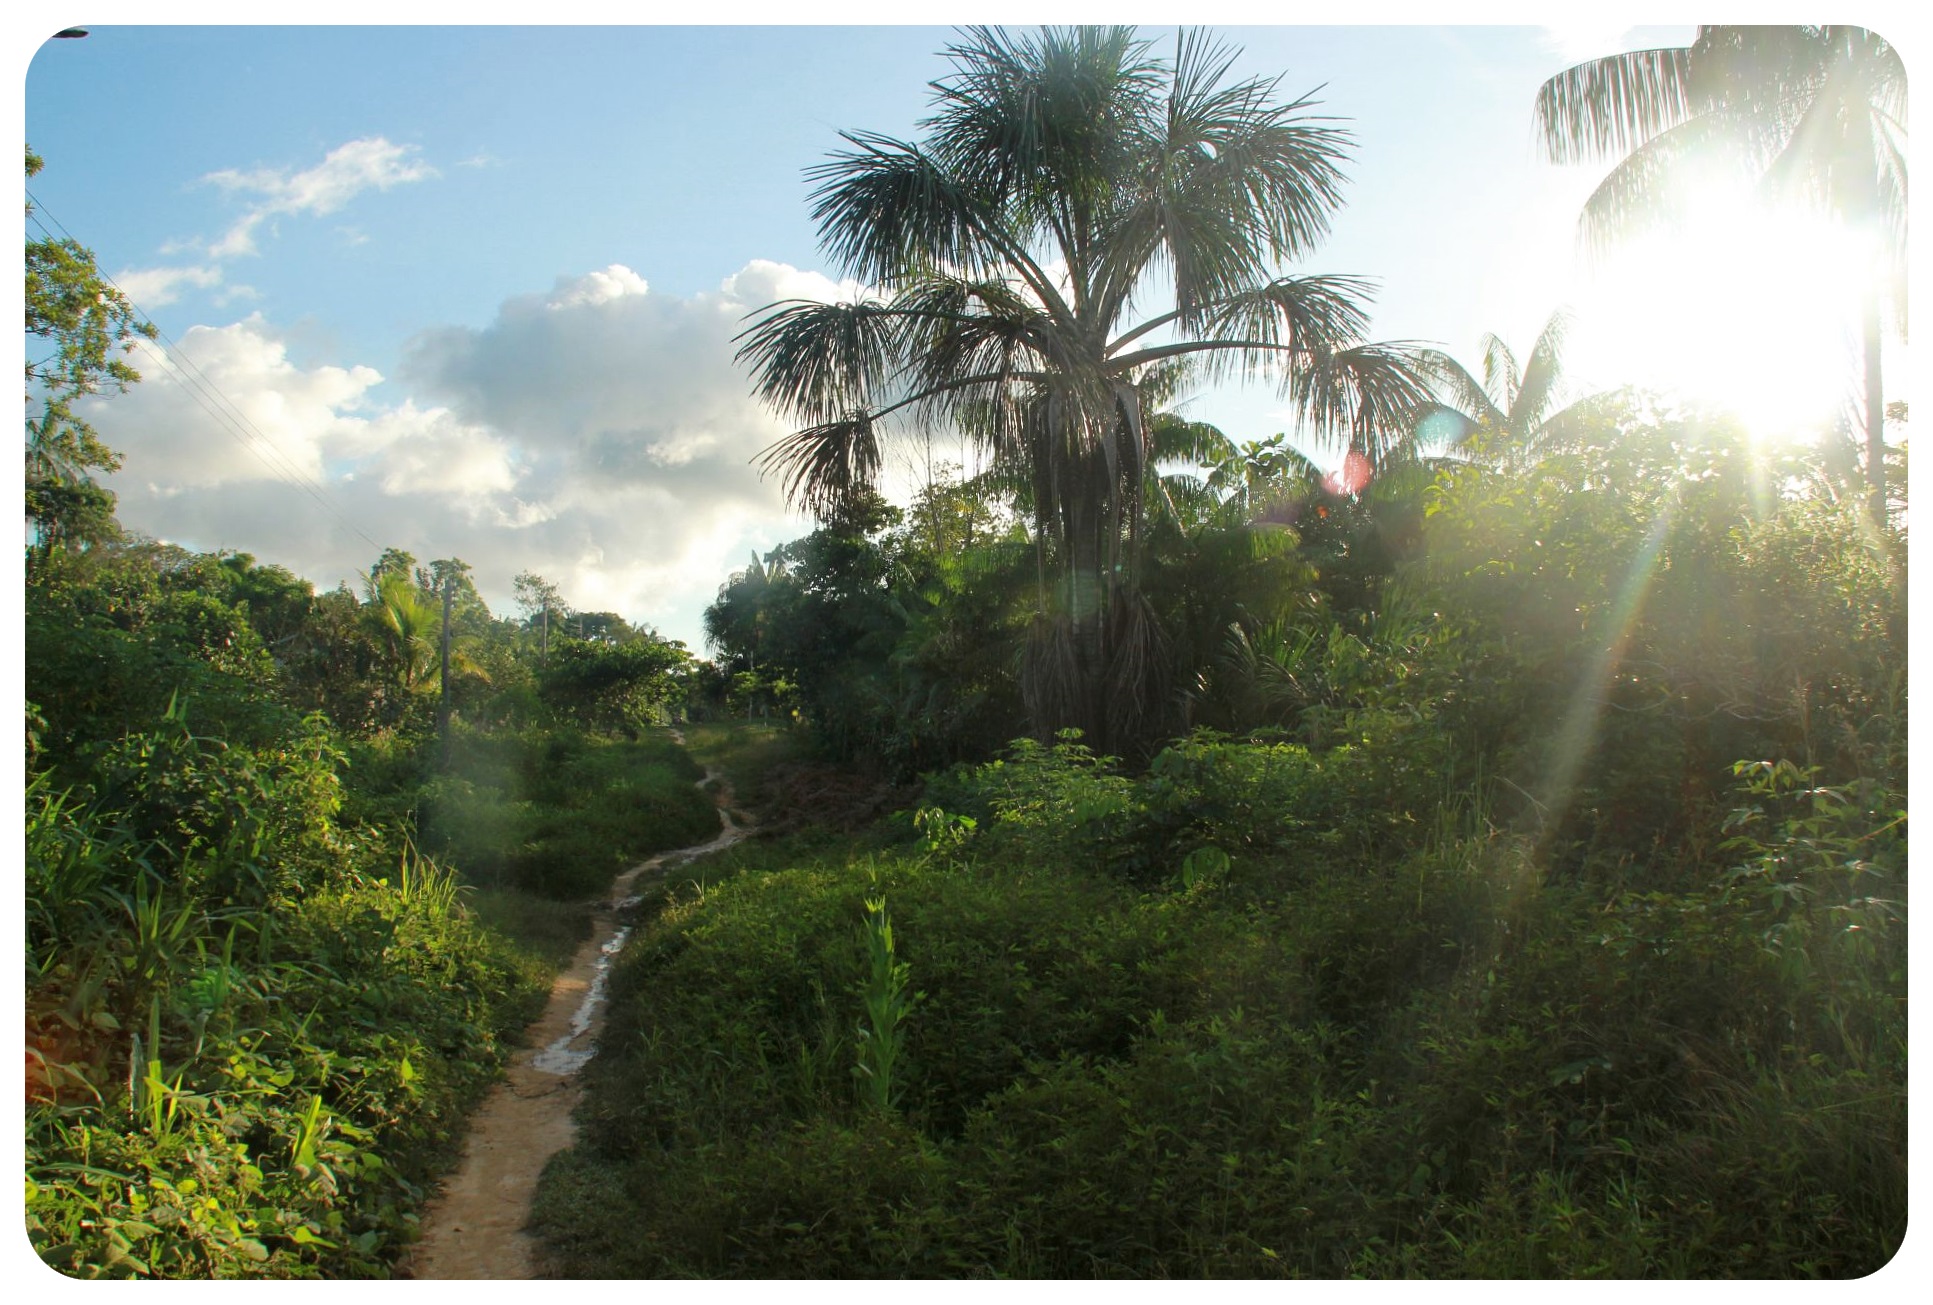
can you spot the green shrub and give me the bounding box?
[26,805,543,1278]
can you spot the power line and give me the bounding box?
[26,189,387,557]
[27,198,381,552]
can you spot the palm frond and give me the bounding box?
[1219,273,1376,353]
[1415,348,1503,433]
[1511,308,1573,433]
[806,132,1001,287]
[734,298,899,425]
[893,277,1052,416]
[929,25,1162,243]
[1536,46,1695,164]
[1289,341,1437,465]
[1758,35,1908,252]
[1141,78,1354,319]
[1479,333,1521,414]
[1111,273,1378,386]
[1147,411,1233,465]
[1575,113,1746,254]
[753,416,882,517]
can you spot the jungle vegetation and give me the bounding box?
[24,24,1907,1280]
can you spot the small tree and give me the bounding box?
[513,570,568,664]
[25,147,156,556]
[539,636,690,735]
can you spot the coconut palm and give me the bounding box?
[366,570,439,692]
[737,26,1431,746]
[1535,25,1907,525]
[1416,309,1611,461]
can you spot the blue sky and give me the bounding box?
[25,15,1894,653]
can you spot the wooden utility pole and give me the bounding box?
[438,569,455,763]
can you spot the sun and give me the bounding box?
[1564,173,1873,441]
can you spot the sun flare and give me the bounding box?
[1565,174,1874,441]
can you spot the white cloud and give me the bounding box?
[99,318,379,488]
[86,264,827,650]
[718,259,863,308]
[203,137,436,259]
[113,263,224,309]
[543,263,649,310]
[335,400,521,499]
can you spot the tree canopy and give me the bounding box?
[738,25,1432,748]
[25,146,157,553]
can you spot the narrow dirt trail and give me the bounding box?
[402,749,749,1280]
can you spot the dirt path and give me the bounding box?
[401,754,748,1280]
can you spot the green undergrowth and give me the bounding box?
[24,709,736,1277]
[25,706,550,1278]
[416,724,717,901]
[680,720,809,812]
[533,730,1904,1278]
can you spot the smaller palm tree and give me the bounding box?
[1205,432,1332,520]
[366,571,438,692]
[1415,309,1608,462]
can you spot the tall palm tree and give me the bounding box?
[1416,309,1610,461]
[1535,25,1907,526]
[737,26,1430,747]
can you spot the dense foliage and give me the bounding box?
[550,403,1906,1278]
[24,533,720,1278]
[24,23,1909,1280]
[22,171,717,1273]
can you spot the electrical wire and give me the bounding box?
[26,189,386,556]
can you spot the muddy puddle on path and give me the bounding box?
[402,760,748,1280]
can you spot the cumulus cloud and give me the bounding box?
[85,263,835,649]
[113,263,225,308]
[203,137,436,259]
[103,318,380,488]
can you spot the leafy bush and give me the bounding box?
[26,776,544,1278]
[539,713,1904,1277]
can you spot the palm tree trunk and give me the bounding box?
[438,572,454,764]
[1863,284,1886,531]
